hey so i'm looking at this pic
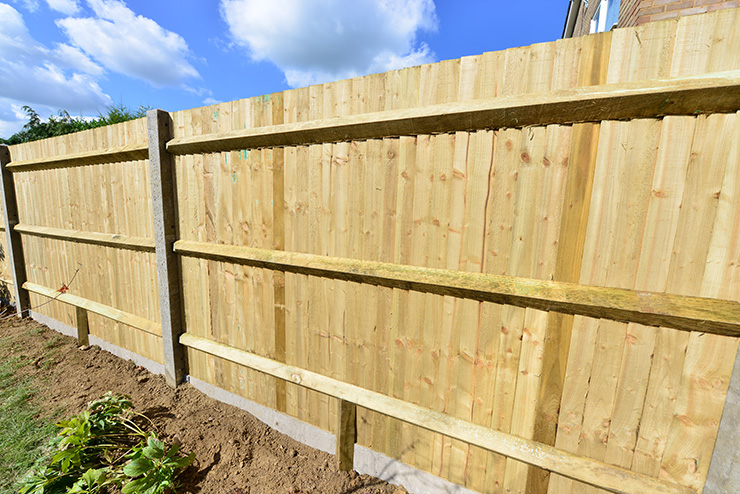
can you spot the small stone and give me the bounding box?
[78,345,89,351]
[136,375,148,383]
[289,449,297,457]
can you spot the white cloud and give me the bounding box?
[0,2,112,137]
[220,0,437,87]
[57,0,199,87]
[53,43,103,75]
[10,0,39,12]
[46,0,78,15]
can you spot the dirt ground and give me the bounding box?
[0,311,406,494]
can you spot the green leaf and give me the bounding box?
[123,457,154,477]
[142,437,165,459]
[164,442,181,459]
[122,478,146,494]
[171,452,195,469]
[82,467,108,486]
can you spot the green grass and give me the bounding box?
[0,353,58,494]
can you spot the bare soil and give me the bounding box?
[0,312,406,494]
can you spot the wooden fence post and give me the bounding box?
[75,306,89,346]
[336,399,357,471]
[147,109,185,387]
[0,145,30,316]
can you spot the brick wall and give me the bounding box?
[619,0,642,27]
[572,1,607,37]
[568,0,739,37]
[633,0,739,26]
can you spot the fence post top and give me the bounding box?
[146,108,168,119]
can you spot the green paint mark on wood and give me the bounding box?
[213,110,219,120]
[232,173,237,183]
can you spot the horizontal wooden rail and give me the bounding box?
[15,224,155,252]
[180,333,694,494]
[24,281,161,337]
[174,240,740,337]
[7,142,149,172]
[167,71,740,154]
[0,277,13,285]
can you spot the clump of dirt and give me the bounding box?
[0,312,406,494]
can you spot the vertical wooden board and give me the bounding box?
[570,115,687,483]
[479,127,523,490]
[385,136,417,459]
[703,112,740,301]
[478,50,505,99]
[506,125,571,493]
[446,131,497,487]
[660,332,738,491]
[439,59,461,104]
[571,119,660,494]
[369,137,399,450]
[317,142,337,430]
[302,144,327,428]
[706,7,740,72]
[430,130,469,480]
[548,315,600,494]
[605,19,677,84]
[550,37,583,91]
[383,69,402,111]
[659,113,740,491]
[501,126,548,494]
[283,144,299,417]
[504,125,571,494]
[356,139,385,448]
[414,133,454,475]
[665,114,734,300]
[397,133,432,468]
[577,31,612,87]
[417,62,442,107]
[343,139,368,438]
[297,143,323,429]
[550,120,652,494]
[534,122,599,465]
[458,55,483,102]
[669,11,717,77]
[327,141,349,434]
[468,142,511,494]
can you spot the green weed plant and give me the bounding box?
[20,393,194,494]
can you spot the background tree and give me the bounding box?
[1,104,149,145]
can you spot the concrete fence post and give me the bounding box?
[0,145,30,315]
[147,109,186,387]
[705,346,740,493]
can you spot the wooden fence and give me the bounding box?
[3,8,740,494]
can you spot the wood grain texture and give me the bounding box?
[173,240,740,337]
[167,71,740,155]
[181,333,696,494]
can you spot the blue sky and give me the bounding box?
[0,0,567,138]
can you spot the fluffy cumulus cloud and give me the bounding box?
[0,2,112,135]
[57,0,199,87]
[220,0,438,87]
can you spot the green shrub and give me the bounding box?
[20,392,193,494]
